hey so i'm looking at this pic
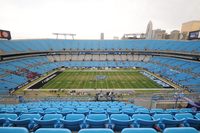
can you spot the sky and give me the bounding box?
[0,0,200,39]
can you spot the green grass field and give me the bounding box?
[40,70,163,89]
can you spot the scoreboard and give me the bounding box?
[0,30,11,40]
[188,30,200,40]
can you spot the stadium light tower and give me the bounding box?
[53,33,76,40]
[67,33,76,40]
[53,33,59,39]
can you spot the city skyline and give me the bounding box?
[0,0,200,39]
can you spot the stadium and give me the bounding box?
[0,39,200,133]
[1,0,200,132]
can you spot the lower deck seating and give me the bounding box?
[0,55,200,93]
[0,101,200,132]
[0,127,199,133]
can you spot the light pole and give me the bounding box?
[53,33,76,40]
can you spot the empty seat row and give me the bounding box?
[1,113,200,131]
[0,127,199,133]
[0,107,197,115]
[0,105,137,110]
[1,101,126,106]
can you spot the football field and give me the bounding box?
[40,70,163,89]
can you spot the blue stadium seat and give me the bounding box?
[29,108,44,114]
[86,114,109,128]
[60,114,85,131]
[110,114,133,131]
[8,114,41,130]
[121,128,157,133]
[0,127,28,133]
[175,113,200,129]
[134,108,149,114]
[195,113,200,119]
[75,108,90,115]
[0,108,15,113]
[150,108,164,114]
[163,127,199,133]
[35,128,71,133]
[121,108,135,116]
[153,114,184,130]
[14,108,28,115]
[107,108,121,115]
[59,108,74,115]
[179,108,195,113]
[90,108,106,114]
[132,114,159,128]
[78,128,114,133]
[34,114,63,128]
[0,113,18,127]
[44,108,59,114]
[62,105,74,109]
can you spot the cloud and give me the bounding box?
[0,0,200,39]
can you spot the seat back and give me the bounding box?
[35,128,71,133]
[179,108,194,113]
[20,114,41,120]
[75,108,89,115]
[121,108,135,116]
[1,108,14,113]
[65,114,85,121]
[0,127,28,133]
[61,114,85,130]
[110,114,132,131]
[154,113,183,129]
[0,113,18,120]
[87,114,107,121]
[150,108,164,114]
[45,108,59,114]
[122,128,157,133]
[107,108,120,114]
[175,113,193,120]
[15,108,28,113]
[79,129,114,133]
[165,109,179,114]
[90,108,106,114]
[35,114,62,128]
[132,114,158,128]
[195,113,200,119]
[163,127,198,133]
[61,108,74,113]
[135,108,149,114]
[153,114,173,120]
[86,114,108,128]
[43,114,63,120]
[132,114,152,120]
[110,114,130,121]
[29,108,43,113]
[9,114,40,129]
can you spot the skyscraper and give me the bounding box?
[146,21,153,39]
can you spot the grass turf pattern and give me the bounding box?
[41,70,163,89]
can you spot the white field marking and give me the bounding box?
[69,71,78,89]
[44,71,64,88]
[107,72,114,88]
[123,72,133,88]
[115,72,124,88]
